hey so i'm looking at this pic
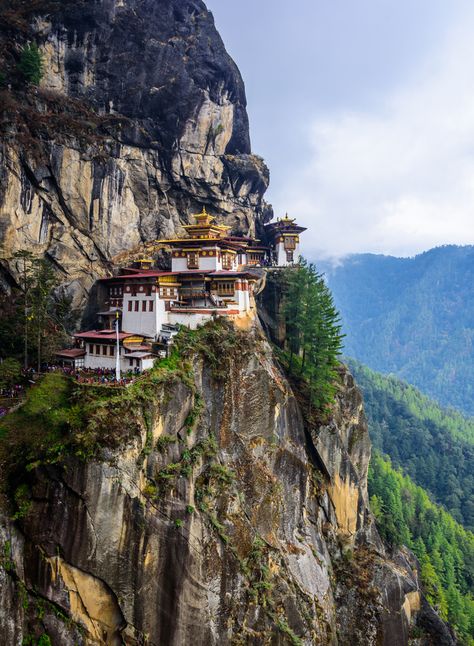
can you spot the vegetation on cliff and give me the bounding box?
[0,320,252,515]
[369,453,474,644]
[17,43,43,85]
[321,245,474,415]
[350,359,474,531]
[0,252,77,369]
[0,319,340,644]
[276,261,344,414]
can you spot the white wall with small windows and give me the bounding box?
[83,344,155,373]
[122,291,167,338]
[124,354,155,371]
[171,247,227,272]
[168,311,214,329]
[276,240,299,266]
[84,343,120,370]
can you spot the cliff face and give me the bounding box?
[0,323,447,645]
[0,0,270,309]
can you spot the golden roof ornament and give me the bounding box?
[194,206,215,225]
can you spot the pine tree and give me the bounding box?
[18,43,44,86]
[29,258,57,372]
[12,252,58,370]
[280,260,344,412]
[369,452,474,642]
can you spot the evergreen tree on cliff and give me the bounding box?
[281,260,344,412]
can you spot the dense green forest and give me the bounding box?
[349,360,474,530]
[369,453,474,644]
[320,245,474,415]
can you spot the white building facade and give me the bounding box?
[264,216,307,266]
[65,209,306,373]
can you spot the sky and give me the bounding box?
[205,0,474,259]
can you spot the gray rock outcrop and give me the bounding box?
[0,0,270,310]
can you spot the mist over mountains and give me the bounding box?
[320,245,474,415]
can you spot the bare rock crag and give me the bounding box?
[0,0,270,310]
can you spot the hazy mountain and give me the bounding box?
[320,245,474,415]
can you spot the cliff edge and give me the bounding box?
[0,321,451,645]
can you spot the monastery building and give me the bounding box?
[58,210,306,373]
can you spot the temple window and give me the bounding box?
[187,252,199,269]
[216,281,234,296]
[142,300,147,312]
[102,346,107,355]
[149,300,154,311]
[95,345,100,354]
[284,236,297,251]
[89,344,94,354]
[222,254,232,270]
[134,301,139,312]
[286,251,294,262]
[109,346,115,356]
[128,301,132,311]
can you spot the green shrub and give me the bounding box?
[18,43,44,85]
[12,484,31,520]
[0,357,22,388]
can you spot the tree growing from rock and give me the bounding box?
[280,260,344,412]
[11,251,63,371]
[18,43,43,85]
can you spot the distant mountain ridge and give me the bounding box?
[320,245,474,415]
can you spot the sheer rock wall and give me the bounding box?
[0,329,446,645]
[0,0,270,310]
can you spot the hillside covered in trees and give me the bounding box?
[369,454,474,644]
[321,245,474,415]
[349,360,474,531]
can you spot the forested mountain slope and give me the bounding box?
[369,453,474,644]
[321,246,474,415]
[349,359,474,531]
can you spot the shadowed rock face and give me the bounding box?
[0,329,452,645]
[0,0,270,309]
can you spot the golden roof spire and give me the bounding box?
[194,206,215,225]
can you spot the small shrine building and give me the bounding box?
[264,215,307,266]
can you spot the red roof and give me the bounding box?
[55,348,86,358]
[74,330,138,341]
[100,270,167,281]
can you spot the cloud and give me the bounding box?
[277,9,474,259]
